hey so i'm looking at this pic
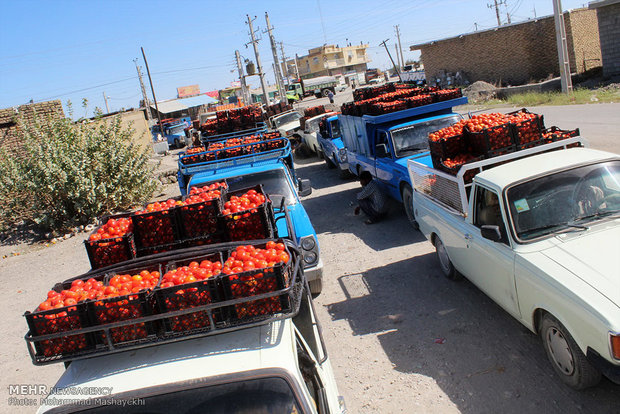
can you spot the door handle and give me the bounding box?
[464,233,473,241]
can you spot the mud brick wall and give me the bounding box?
[594,2,620,76]
[0,100,65,155]
[413,8,600,86]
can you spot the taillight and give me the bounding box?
[611,333,620,359]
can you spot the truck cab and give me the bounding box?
[300,112,337,156]
[340,97,467,227]
[179,136,324,294]
[317,115,350,178]
[36,266,343,413]
[269,110,303,145]
[152,120,191,149]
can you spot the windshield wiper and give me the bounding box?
[525,222,589,235]
[574,209,620,222]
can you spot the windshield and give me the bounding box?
[507,160,620,241]
[70,377,303,413]
[169,125,185,135]
[305,118,322,133]
[329,120,340,138]
[391,115,461,157]
[274,112,301,128]
[200,169,297,207]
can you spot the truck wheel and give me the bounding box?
[434,236,462,281]
[401,185,419,230]
[309,278,323,296]
[324,155,336,169]
[540,314,601,390]
[322,89,331,97]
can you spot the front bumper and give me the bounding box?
[338,162,349,171]
[587,347,620,384]
[303,258,324,283]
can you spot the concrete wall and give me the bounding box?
[412,8,600,86]
[593,2,620,76]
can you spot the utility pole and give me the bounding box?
[394,25,405,69]
[533,4,537,18]
[134,59,152,122]
[102,92,110,114]
[235,50,250,105]
[279,42,290,86]
[553,0,573,93]
[294,53,301,78]
[380,39,401,82]
[395,44,401,70]
[246,15,270,106]
[488,0,502,26]
[264,12,285,101]
[141,47,163,133]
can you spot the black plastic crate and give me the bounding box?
[84,233,136,270]
[465,122,516,157]
[508,109,545,146]
[543,126,580,143]
[428,133,467,161]
[154,252,223,335]
[184,233,226,249]
[221,185,276,242]
[132,207,181,249]
[25,301,96,361]
[432,88,462,102]
[438,156,482,184]
[136,239,185,258]
[177,197,223,239]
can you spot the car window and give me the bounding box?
[474,186,508,245]
[391,115,460,157]
[329,120,340,138]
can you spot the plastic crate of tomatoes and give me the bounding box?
[438,154,482,184]
[402,94,433,108]
[84,214,136,270]
[432,88,462,102]
[88,265,161,347]
[543,126,580,143]
[220,242,293,321]
[177,183,227,239]
[132,199,182,251]
[181,147,207,165]
[154,253,223,335]
[221,185,276,242]
[507,108,545,147]
[24,275,108,362]
[465,121,516,156]
[370,100,407,116]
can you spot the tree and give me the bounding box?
[0,102,158,233]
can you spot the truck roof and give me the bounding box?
[475,147,619,190]
[38,320,298,412]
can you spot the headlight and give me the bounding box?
[303,251,318,265]
[301,237,315,250]
[339,148,347,162]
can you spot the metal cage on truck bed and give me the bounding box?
[407,137,587,216]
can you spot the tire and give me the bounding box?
[322,89,331,97]
[540,314,601,390]
[401,185,419,230]
[324,154,336,169]
[309,278,322,296]
[434,236,462,280]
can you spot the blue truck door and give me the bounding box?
[374,130,395,191]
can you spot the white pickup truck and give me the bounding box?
[407,138,620,390]
[32,243,345,413]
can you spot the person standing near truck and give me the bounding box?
[327,90,334,104]
[354,171,388,224]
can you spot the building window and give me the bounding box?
[313,57,319,65]
[356,49,365,58]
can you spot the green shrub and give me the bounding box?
[0,105,158,232]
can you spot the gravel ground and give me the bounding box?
[1,101,619,413]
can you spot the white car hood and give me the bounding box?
[278,121,300,133]
[540,223,620,307]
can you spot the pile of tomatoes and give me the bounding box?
[224,243,290,318]
[158,258,223,332]
[402,94,433,108]
[434,89,462,101]
[86,217,134,269]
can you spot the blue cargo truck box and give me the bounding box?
[339,96,468,227]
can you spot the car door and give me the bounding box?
[374,130,395,187]
[458,186,519,317]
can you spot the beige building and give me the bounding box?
[283,44,371,80]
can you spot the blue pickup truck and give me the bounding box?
[339,96,468,227]
[152,118,192,149]
[177,134,324,294]
[317,114,351,179]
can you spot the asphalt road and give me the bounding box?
[0,100,618,413]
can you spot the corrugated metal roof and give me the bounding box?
[151,95,217,114]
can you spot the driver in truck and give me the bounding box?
[354,171,389,224]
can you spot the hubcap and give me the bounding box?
[436,239,451,275]
[546,326,575,375]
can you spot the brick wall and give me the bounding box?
[595,2,620,76]
[412,8,600,86]
[0,100,64,155]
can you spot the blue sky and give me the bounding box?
[0,0,589,117]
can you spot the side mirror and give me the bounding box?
[298,178,312,197]
[375,143,389,158]
[481,225,502,242]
